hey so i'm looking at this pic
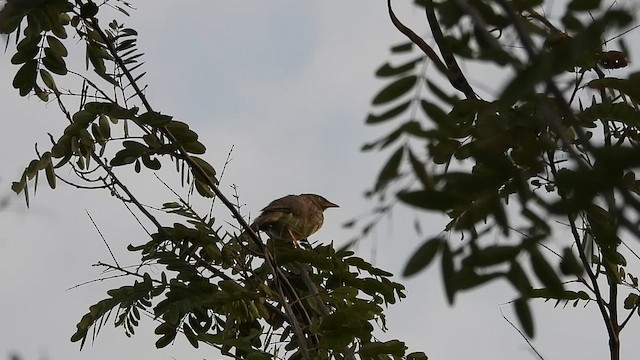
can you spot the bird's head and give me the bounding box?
[302,193,339,211]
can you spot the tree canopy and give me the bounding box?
[2,0,640,359]
[359,1,640,359]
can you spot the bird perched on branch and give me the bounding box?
[243,193,339,244]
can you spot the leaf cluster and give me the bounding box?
[363,0,640,341]
[8,0,218,203]
[3,2,428,358]
[70,201,418,359]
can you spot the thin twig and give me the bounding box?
[500,308,545,360]
[65,272,128,291]
[87,210,120,267]
[386,1,449,80]
[619,298,640,330]
[209,145,235,218]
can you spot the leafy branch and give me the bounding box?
[2,0,426,359]
[362,1,640,358]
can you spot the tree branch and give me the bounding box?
[87,16,316,359]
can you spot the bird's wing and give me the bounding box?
[249,195,296,230]
[260,195,305,216]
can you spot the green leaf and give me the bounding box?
[111,149,140,166]
[586,204,619,249]
[16,35,41,52]
[372,76,417,105]
[403,237,442,277]
[46,35,68,57]
[359,340,407,357]
[123,140,149,155]
[191,156,216,181]
[70,313,92,344]
[568,0,600,11]
[84,102,137,119]
[72,110,97,128]
[407,148,431,188]
[87,42,107,75]
[11,178,26,194]
[397,189,458,211]
[529,246,564,296]
[138,111,173,127]
[98,115,111,138]
[562,13,584,32]
[455,268,504,290]
[182,323,199,348]
[462,246,520,267]
[12,59,38,96]
[559,247,584,276]
[116,39,136,52]
[165,121,198,144]
[155,331,176,349]
[331,286,359,300]
[375,58,422,77]
[182,141,206,155]
[420,100,459,137]
[42,47,67,75]
[623,293,638,310]
[426,80,459,106]
[91,123,105,144]
[141,155,161,170]
[390,41,413,53]
[514,297,534,337]
[245,353,273,360]
[366,101,411,124]
[430,139,460,164]
[441,241,455,304]
[34,84,49,102]
[80,1,99,18]
[37,152,51,170]
[10,46,39,64]
[374,146,403,191]
[25,159,39,180]
[193,180,214,198]
[586,75,640,105]
[39,68,58,91]
[529,288,590,301]
[45,161,56,189]
[578,102,640,127]
[407,352,429,360]
[507,261,532,295]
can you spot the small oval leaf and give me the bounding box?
[514,297,534,337]
[374,146,404,191]
[372,76,417,105]
[529,246,564,295]
[403,237,442,277]
[442,241,455,304]
[366,101,411,124]
[375,58,422,77]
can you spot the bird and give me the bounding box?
[242,193,338,244]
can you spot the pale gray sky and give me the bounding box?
[1,1,640,360]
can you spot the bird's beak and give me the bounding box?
[325,200,339,209]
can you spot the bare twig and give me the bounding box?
[500,308,545,360]
[87,210,120,268]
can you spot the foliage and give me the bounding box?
[72,201,406,358]
[2,1,425,359]
[361,0,640,358]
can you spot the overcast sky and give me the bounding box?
[1,1,640,360]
